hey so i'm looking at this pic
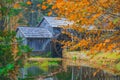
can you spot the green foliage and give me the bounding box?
[116,63,120,71]
[40,61,49,71]
[0,31,31,80]
[19,2,28,7]
[8,8,22,17]
[56,71,71,80]
[113,18,120,24]
[72,56,77,61]
[5,0,13,3]
[48,61,59,66]
[0,7,8,14]
[38,0,45,3]
[46,51,52,57]
[0,63,14,76]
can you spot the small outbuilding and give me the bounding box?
[16,27,53,53]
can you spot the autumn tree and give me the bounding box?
[47,0,120,53]
[0,0,32,79]
[20,0,55,27]
[0,0,55,79]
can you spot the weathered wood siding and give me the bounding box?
[27,38,51,51]
[16,30,27,45]
[39,19,54,34]
[39,19,51,31]
[16,30,23,38]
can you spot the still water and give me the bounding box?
[20,59,120,80]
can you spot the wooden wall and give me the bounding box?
[16,30,27,45]
[27,38,51,52]
[39,19,54,34]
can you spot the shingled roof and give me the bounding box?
[17,27,53,38]
[42,16,73,27]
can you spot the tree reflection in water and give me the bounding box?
[44,66,120,80]
[23,59,120,80]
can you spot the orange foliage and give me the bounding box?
[105,39,110,43]
[48,11,52,16]
[13,3,20,9]
[50,0,119,26]
[47,0,120,52]
[37,4,41,7]
[42,5,47,10]
[47,0,52,3]
[26,1,32,5]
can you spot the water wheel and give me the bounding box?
[52,40,62,57]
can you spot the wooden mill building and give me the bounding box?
[16,16,73,56]
[16,27,53,55]
[16,16,118,56]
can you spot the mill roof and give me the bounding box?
[38,16,117,31]
[17,27,53,38]
[43,16,73,27]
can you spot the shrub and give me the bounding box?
[0,30,31,80]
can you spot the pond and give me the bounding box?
[19,59,120,80]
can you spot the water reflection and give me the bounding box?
[22,59,120,80]
[66,66,120,80]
